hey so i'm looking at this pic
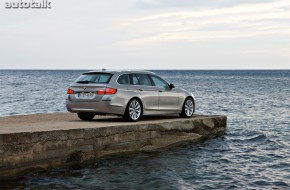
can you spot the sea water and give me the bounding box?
[0,70,289,189]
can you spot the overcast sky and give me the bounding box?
[0,0,289,69]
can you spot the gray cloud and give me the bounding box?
[0,0,289,69]
[134,0,274,9]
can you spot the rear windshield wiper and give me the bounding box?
[76,80,91,84]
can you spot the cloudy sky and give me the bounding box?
[0,0,289,69]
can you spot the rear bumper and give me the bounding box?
[66,99,125,115]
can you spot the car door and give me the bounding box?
[127,73,159,112]
[149,75,179,111]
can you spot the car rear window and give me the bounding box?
[75,73,112,84]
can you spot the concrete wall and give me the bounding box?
[0,115,226,179]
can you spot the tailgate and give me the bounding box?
[69,83,107,102]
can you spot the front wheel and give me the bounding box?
[180,98,195,118]
[77,113,95,121]
[124,98,143,122]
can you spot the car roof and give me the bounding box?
[83,69,156,75]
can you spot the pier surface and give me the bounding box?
[0,113,226,179]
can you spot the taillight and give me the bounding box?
[105,88,118,94]
[97,88,117,95]
[67,88,75,94]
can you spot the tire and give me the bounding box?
[180,97,195,118]
[77,113,95,121]
[124,98,143,122]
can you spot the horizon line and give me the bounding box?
[0,69,289,71]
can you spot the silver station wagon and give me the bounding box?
[66,70,195,121]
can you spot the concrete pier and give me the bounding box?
[0,113,226,179]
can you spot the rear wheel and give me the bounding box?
[180,98,195,118]
[77,113,95,121]
[124,98,142,122]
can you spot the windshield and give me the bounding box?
[75,73,112,84]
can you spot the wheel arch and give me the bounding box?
[186,96,195,103]
[180,96,195,113]
[123,96,144,115]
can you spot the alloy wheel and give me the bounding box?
[184,99,194,117]
[129,99,141,120]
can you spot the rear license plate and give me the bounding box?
[76,92,96,99]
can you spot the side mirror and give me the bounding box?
[169,83,175,89]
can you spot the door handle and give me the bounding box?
[139,89,143,91]
[159,90,163,92]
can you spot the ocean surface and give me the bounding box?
[0,70,290,189]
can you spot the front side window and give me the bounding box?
[75,73,112,84]
[133,74,153,86]
[117,74,130,84]
[150,75,169,90]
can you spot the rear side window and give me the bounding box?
[117,74,130,84]
[75,73,112,84]
[132,74,153,86]
[132,74,139,85]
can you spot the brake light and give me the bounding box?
[106,88,118,94]
[67,88,75,94]
[97,88,117,95]
[97,89,105,95]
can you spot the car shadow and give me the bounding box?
[90,114,194,122]
[71,114,202,123]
